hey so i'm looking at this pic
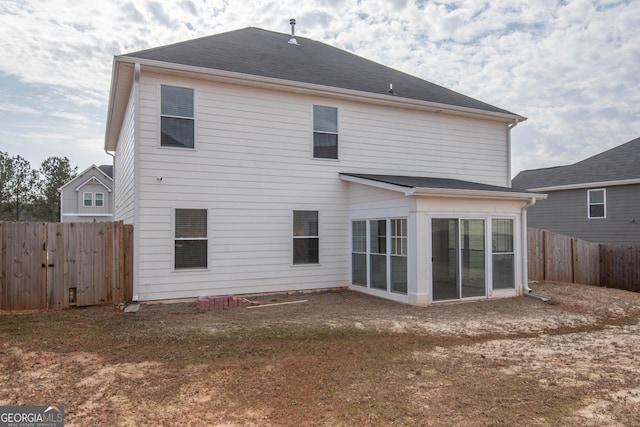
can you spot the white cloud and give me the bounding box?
[0,0,638,176]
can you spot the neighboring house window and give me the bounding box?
[492,219,515,289]
[174,209,208,270]
[83,192,93,207]
[313,105,338,159]
[588,189,606,219]
[161,85,194,149]
[351,221,367,286]
[293,211,319,264]
[390,218,408,294]
[95,193,104,207]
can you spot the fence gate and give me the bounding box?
[0,221,133,311]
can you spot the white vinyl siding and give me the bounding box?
[129,72,510,301]
[114,87,136,224]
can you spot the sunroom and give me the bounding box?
[340,174,546,305]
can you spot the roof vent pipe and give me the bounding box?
[288,18,299,45]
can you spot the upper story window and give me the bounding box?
[313,105,338,159]
[161,85,194,149]
[95,193,104,207]
[83,192,93,207]
[588,189,606,219]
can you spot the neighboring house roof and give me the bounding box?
[341,173,545,200]
[98,165,114,179]
[107,27,524,152]
[58,164,114,192]
[512,137,640,191]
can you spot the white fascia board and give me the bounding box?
[410,187,547,201]
[115,56,526,123]
[528,178,640,192]
[339,174,414,195]
[74,175,113,192]
[340,174,547,200]
[105,60,135,152]
[62,213,114,217]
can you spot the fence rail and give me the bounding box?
[528,228,640,292]
[1,221,133,311]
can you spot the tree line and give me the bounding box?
[0,152,78,222]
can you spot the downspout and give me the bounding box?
[506,119,520,188]
[132,62,141,302]
[521,197,551,302]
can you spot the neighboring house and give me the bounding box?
[59,164,114,223]
[104,26,544,305]
[512,137,640,245]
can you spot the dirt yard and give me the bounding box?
[1,281,640,426]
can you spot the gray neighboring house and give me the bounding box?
[59,164,114,223]
[512,137,640,245]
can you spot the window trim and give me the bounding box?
[172,208,209,271]
[587,188,606,219]
[159,84,196,150]
[292,210,320,266]
[312,104,339,160]
[94,192,104,207]
[83,192,93,207]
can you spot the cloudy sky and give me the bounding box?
[1,0,638,177]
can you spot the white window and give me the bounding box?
[390,218,408,294]
[174,209,208,270]
[83,192,93,207]
[313,105,338,159]
[293,211,319,264]
[351,218,408,295]
[492,219,515,290]
[351,221,367,286]
[95,193,104,207]
[161,85,194,149]
[588,189,606,219]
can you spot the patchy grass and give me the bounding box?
[2,282,640,426]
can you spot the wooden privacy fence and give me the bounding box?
[528,228,640,292]
[0,221,133,311]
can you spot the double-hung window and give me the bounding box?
[293,211,319,264]
[174,209,208,270]
[588,189,606,219]
[313,105,338,159]
[161,85,194,149]
[83,192,93,207]
[95,193,104,207]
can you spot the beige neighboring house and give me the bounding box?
[59,164,114,223]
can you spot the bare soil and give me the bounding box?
[1,281,640,426]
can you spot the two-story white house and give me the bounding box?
[59,164,114,223]
[104,26,544,305]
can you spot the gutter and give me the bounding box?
[115,56,526,123]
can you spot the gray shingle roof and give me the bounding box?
[98,165,113,179]
[124,27,516,116]
[341,173,531,194]
[512,137,640,190]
